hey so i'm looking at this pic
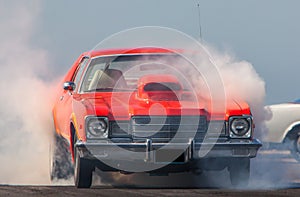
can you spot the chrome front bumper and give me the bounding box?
[75,139,262,163]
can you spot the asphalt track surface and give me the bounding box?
[1,149,300,196]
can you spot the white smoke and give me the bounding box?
[165,42,268,138]
[200,45,268,137]
[0,1,55,184]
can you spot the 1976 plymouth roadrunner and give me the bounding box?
[51,47,262,188]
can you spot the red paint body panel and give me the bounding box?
[52,48,252,145]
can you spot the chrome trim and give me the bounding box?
[75,57,91,93]
[63,81,76,91]
[188,138,194,160]
[75,138,262,161]
[145,139,152,162]
[90,53,177,60]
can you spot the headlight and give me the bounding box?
[85,116,108,139]
[229,116,252,138]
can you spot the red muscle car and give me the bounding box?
[51,47,262,188]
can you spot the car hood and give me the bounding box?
[78,92,251,121]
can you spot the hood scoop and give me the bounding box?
[137,74,183,101]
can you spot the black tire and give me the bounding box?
[228,158,250,187]
[73,135,94,188]
[50,133,74,181]
[289,134,300,162]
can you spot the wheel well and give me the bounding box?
[70,123,76,160]
[284,124,300,142]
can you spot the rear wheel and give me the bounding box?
[73,135,94,188]
[228,158,250,187]
[50,133,74,181]
[289,134,300,162]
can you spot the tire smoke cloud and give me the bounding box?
[196,44,268,138]
[0,1,55,184]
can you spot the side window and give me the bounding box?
[72,57,89,91]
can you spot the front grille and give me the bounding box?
[109,121,130,138]
[131,116,212,142]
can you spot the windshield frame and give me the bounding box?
[78,53,192,93]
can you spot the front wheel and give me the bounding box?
[74,136,94,188]
[228,158,250,187]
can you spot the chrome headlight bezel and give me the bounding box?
[229,115,252,138]
[85,116,109,139]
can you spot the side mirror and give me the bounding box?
[63,81,76,91]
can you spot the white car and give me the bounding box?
[264,100,300,161]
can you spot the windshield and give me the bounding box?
[80,54,195,92]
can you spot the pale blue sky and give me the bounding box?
[33,0,300,104]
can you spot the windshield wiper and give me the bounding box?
[86,87,133,92]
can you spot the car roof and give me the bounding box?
[83,47,182,58]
